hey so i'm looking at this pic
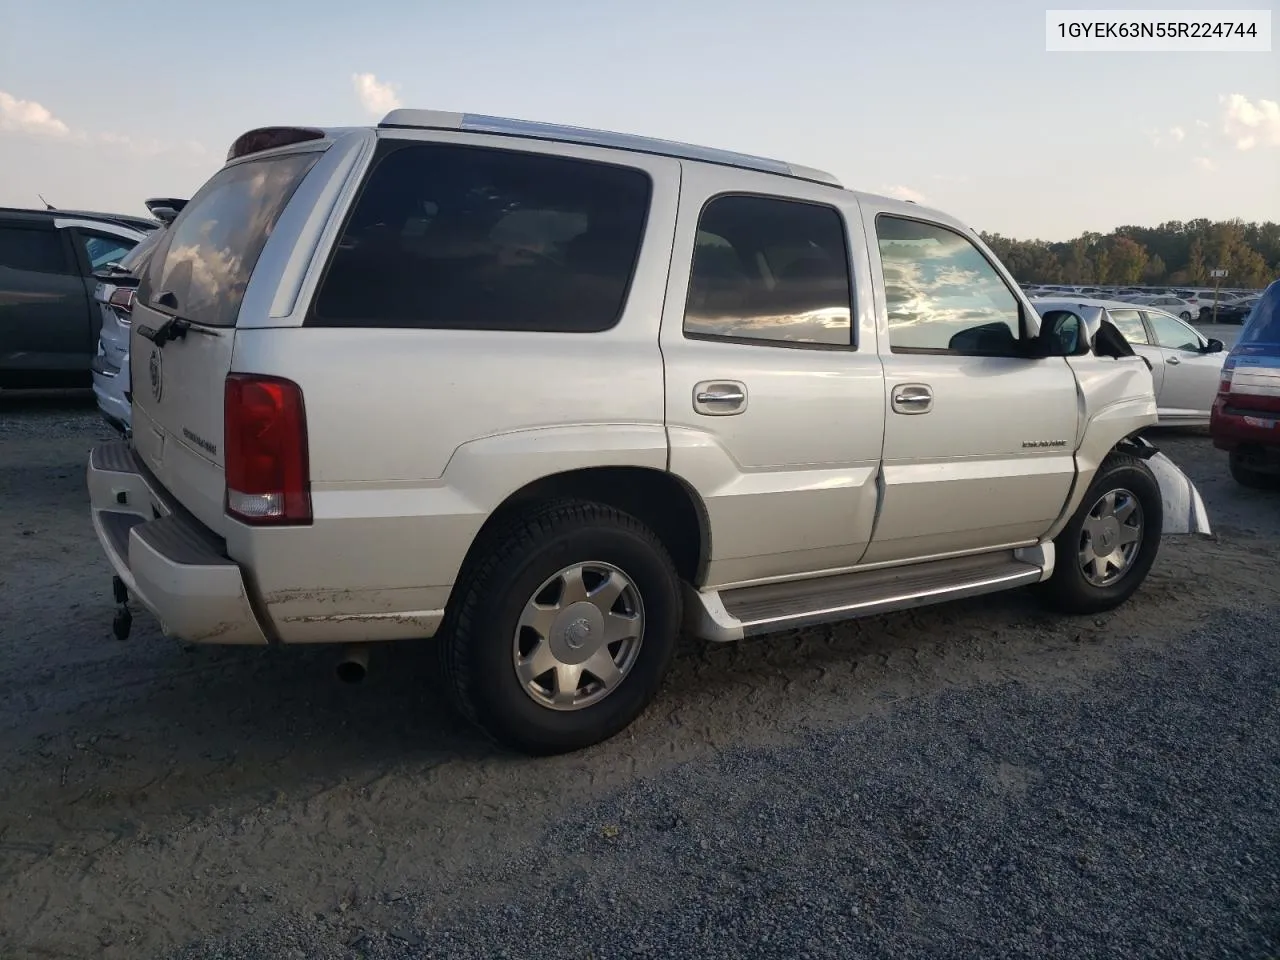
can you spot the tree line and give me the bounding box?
[980,219,1279,289]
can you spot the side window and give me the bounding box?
[0,226,72,274]
[311,143,652,333]
[1145,312,1201,351]
[78,232,137,271]
[1105,309,1149,344]
[683,195,852,347]
[874,215,1021,355]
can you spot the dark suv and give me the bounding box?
[0,206,158,388]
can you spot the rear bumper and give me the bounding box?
[1211,404,1280,455]
[87,441,270,645]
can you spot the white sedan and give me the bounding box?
[1115,294,1197,321]
[1033,298,1227,426]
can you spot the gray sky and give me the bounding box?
[1,0,1276,239]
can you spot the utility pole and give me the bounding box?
[1209,268,1228,323]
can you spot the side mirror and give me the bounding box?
[1034,310,1088,357]
[1204,338,1224,354]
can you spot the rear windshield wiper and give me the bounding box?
[137,316,191,346]
[136,291,213,346]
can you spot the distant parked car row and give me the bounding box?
[1023,284,1263,322]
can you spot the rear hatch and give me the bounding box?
[129,148,322,533]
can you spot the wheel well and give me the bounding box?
[463,466,710,587]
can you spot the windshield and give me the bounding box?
[140,150,320,327]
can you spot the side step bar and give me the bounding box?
[685,548,1050,642]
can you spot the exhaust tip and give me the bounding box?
[336,645,369,684]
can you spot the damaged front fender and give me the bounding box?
[1146,451,1213,537]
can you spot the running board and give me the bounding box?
[685,550,1047,641]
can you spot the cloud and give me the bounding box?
[0,90,71,138]
[352,72,401,116]
[1192,156,1217,173]
[883,184,928,204]
[1169,126,1185,142]
[1195,119,1210,129]
[1221,93,1280,150]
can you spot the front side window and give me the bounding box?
[0,226,70,274]
[311,143,652,333]
[1105,309,1149,344]
[1145,312,1201,351]
[875,216,1021,355]
[683,195,853,346]
[79,232,137,271]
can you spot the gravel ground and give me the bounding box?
[1,386,1278,960]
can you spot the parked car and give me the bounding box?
[1117,294,1197,321]
[1033,298,1227,426]
[91,198,184,434]
[86,111,1210,755]
[1212,296,1260,325]
[1212,278,1280,488]
[0,206,157,388]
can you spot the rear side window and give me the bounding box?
[1105,309,1149,344]
[143,151,320,326]
[311,143,652,333]
[0,226,71,274]
[1240,285,1279,345]
[79,232,137,271]
[682,195,853,347]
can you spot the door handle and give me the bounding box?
[696,389,745,404]
[891,383,933,414]
[693,380,748,416]
[1166,356,1181,365]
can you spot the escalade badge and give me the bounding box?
[1022,439,1067,448]
[149,348,163,403]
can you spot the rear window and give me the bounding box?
[310,142,651,333]
[142,151,320,326]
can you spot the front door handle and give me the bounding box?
[1166,355,1181,365]
[891,383,933,415]
[693,380,748,416]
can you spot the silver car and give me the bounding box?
[1034,297,1226,425]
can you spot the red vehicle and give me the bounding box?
[1211,278,1280,488]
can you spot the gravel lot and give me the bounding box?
[1,366,1277,959]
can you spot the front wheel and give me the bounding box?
[440,501,682,755]
[1180,311,1192,322]
[1038,454,1163,615]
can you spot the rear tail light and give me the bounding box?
[1219,368,1234,395]
[224,374,312,525]
[108,287,136,324]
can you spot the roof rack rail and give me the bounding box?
[377,109,842,187]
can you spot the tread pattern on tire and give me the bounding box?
[438,498,679,744]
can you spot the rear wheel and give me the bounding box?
[1179,310,1192,321]
[1038,454,1163,614]
[440,501,682,755]
[1229,450,1280,490]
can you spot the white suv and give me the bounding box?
[87,110,1210,754]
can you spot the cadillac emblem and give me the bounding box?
[148,348,163,403]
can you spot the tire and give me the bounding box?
[1038,453,1163,615]
[1229,451,1279,490]
[1180,311,1192,322]
[440,500,682,755]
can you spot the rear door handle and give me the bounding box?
[891,383,933,414]
[693,380,748,416]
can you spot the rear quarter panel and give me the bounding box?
[227,133,683,641]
